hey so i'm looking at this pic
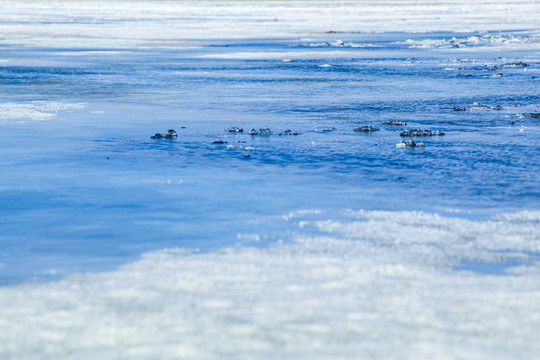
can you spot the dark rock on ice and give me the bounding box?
[247,127,301,136]
[503,62,529,67]
[278,129,301,136]
[382,120,407,126]
[151,129,177,139]
[226,127,243,133]
[249,127,272,136]
[164,129,178,139]
[246,127,301,136]
[396,140,425,149]
[315,127,336,132]
[354,125,380,133]
[451,103,503,112]
[522,113,540,119]
[400,129,445,137]
[489,105,503,111]
[471,102,503,110]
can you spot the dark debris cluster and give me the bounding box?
[397,140,426,149]
[451,102,503,112]
[354,125,380,133]
[382,121,407,126]
[246,127,301,136]
[150,129,177,139]
[149,121,450,151]
[400,129,445,137]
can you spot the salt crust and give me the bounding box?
[0,210,539,359]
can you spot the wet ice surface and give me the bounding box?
[2,34,539,282]
[1,31,539,279]
[1,0,540,357]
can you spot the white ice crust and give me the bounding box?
[403,33,540,50]
[1,210,539,359]
[0,0,539,48]
[0,102,85,121]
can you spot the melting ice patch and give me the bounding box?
[0,102,85,121]
[404,33,540,50]
[1,210,539,359]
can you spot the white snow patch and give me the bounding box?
[404,34,540,50]
[1,0,538,48]
[0,210,539,359]
[0,102,85,121]
[282,209,325,221]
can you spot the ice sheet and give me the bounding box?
[1,0,539,48]
[0,210,539,359]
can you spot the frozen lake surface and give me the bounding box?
[0,1,539,358]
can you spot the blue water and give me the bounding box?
[1,31,539,284]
